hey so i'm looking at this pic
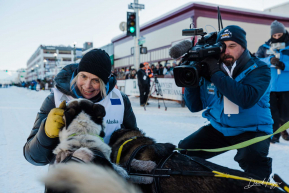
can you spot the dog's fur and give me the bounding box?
[43,163,141,193]
[53,99,110,163]
[43,99,131,193]
[109,129,284,193]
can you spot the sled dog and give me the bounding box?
[109,129,283,193]
[43,99,131,193]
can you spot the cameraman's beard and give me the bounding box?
[221,55,235,66]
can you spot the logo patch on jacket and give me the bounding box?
[220,29,232,39]
[207,83,215,95]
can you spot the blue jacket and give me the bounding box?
[256,35,289,92]
[185,50,273,136]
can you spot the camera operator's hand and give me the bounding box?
[201,57,221,77]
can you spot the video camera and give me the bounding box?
[171,7,225,88]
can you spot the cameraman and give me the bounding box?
[178,25,273,180]
[256,20,289,143]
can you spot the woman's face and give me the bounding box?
[272,33,283,39]
[76,71,100,99]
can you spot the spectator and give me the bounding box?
[112,69,117,77]
[159,64,164,75]
[163,64,174,78]
[137,63,150,106]
[151,64,157,75]
[126,69,137,79]
[256,20,289,143]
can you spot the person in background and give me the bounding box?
[155,64,160,75]
[256,20,289,143]
[151,64,157,75]
[137,63,150,106]
[144,62,153,78]
[163,64,173,76]
[125,68,137,79]
[159,63,164,75]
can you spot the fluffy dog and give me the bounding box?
[53,99,110,164]
[109,129,284,193]
[43,99,130,193]
[43,163,141,193]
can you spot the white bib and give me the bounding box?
[52,88,125,144]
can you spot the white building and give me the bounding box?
[26,45,81,81]
[264,2,289,16]
[15,68,26,83]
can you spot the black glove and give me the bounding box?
[271,57,285,70]
[201,57,220,77]
[270,57,279,65]
[275,61,285,70]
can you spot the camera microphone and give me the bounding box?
[169,40,192,59]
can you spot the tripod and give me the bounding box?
[144,76,167,111]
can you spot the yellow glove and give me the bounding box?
[45,101,66,138]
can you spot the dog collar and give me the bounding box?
[116,136,137,165]
[68,133,104,142]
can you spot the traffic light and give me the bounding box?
[5,70,8,72]
[127,12,136,36]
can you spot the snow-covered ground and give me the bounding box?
[0,86,289,193]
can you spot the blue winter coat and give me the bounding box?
[256,36,289,92]
[184,50,273,136]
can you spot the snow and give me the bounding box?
[0,86,288,193]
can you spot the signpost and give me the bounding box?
[138,36,146,45]
[128,0,145,70]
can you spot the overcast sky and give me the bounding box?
[1,0,288,70]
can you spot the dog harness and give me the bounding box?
[52,87,124,144]
[116,137,288,193]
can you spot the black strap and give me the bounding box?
[153,151,177,193]
[61,154,85,164]
[126,144,148,173]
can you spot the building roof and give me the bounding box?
[111,1,289,43]
[264,1,289,11]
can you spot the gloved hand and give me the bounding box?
[45,101,66,138]
[270,57,285,70]
[275,61,285,70]
[270,57,279,65]
[201,57,220,77]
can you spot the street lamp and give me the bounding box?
[35,65,39,80]
[54,53,58,75]
[43,59,47,79]
[31,68,34,81]
[73,42,77,62]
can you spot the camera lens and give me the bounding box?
[184,71,193,82]
[180,68,197,85]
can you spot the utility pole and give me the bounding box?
[128,1,144,71]
[134,0,140,71]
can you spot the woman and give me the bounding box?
[23,49,138,166]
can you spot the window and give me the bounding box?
[43,49,56,54]
[62,58,71,61]
[59,50,71,55]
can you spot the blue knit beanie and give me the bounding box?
[216,25,247,49]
